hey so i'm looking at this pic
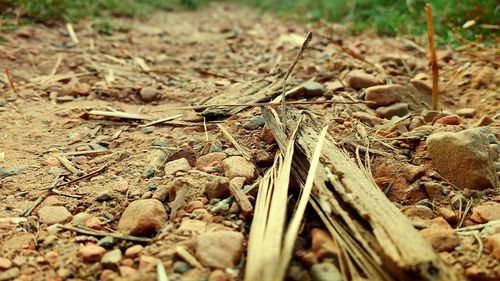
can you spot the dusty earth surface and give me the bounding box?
[1,3,499,281]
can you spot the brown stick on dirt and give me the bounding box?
[262,107,463,281]
[3,66,18,95]
[425,4,439,110]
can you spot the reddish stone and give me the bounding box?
[435,115,460,125]
[77,244,106,262]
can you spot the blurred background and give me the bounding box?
[0,0,498,45]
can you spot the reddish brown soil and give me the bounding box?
[0,3,499,281]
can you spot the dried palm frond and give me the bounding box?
[245,115,330,281]
[262,106,462,281]
[245,115,302,281]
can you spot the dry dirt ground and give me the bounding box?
[1,3,499,281]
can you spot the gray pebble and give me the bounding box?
[97,236,114,249]
[101,248,122,269]
[96,190,114,201]
[487,134,498,144]
[142,167,156,178]
[243,116,265,130]
[142,126,155,134]
[0,166,27,178]
[152,137,168,147]
[173,261,191,273]
[302,81,325,97]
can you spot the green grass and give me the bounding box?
[246,0,499,45]
[0,0,209,23]
[0,0,497,45]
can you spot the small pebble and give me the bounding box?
[164,158,191,175]
[0,257,13,270]
[301,81,325,97]
[451,193,468,210]
[139,87,160,102]
[124,245,144,259]
[147,183,158,191]
[173,261,191,273]
[456,108,476,118]
[96,190,114,201]
[152,137,168,147]
[101,248,123,270]
[77,244,106,262]
[477,115,494,127]
[97,236,115,249]
[38,206,73,225]
[0,267,20,280]
[243,116,265,130]
[142,126,155,134]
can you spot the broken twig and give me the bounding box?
[281,31,312,128]
[87,110,155,121]
[217,124,252,161]
[138,114,182,127]
[56,224,151,242]
[3,66,18,95]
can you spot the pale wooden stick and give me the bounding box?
[217,124,252,161]
[175,246,204,269]
[55,154,81,175]
[61,150,108,156]
[87,110,155,121]
[228,177,253,219]
[66,23,79,44]
[56,224,151,242]
[168,99,369,111]
[138,114,182,127]
[156,261,169,281]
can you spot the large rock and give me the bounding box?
[117,199,168,236]
[195,231,244,268]
[426,129,498,190]
[38,206,73,225]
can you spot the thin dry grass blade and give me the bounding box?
[245,114,303,281]
[245,160,276,281]
[217,124,252,161]
[278,126,328,278]
[138,114,182,127]
[262,116,302,281]
[156,261,169,281]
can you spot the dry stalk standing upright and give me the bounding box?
[425,3,439,110]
